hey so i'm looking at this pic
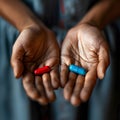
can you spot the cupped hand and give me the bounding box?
[60,23,110,106]
[11,25,60,105]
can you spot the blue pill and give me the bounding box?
[69,64,87,76]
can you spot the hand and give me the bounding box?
[11,25,60,105]
[60,23,110,106]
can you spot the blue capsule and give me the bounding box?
[69,64,87,76]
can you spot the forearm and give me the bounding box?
[79,0,120,29]
[0,0,42,31]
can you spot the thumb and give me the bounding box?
[97,60,109,79]
[97,46,110,80]
[11,42,25,78]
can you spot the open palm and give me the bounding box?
[61,23,110,106]
[11,26,60,105]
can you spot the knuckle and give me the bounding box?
[43,77,48,84]
[23,77,32,84]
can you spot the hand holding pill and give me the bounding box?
[60,23,110,106]
[11,26,60,105]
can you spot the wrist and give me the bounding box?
[0,0,45,32]
[78,0,116,30]
[20,18,43,32]
[21,21,46,37]
[78,20,100,30]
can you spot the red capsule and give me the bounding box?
[34,66,51,75]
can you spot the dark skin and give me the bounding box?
[11,26,60,105]
[60,23,109,106]
[0,0,60,105]
[0,0,120,106]
[60,0,120,106]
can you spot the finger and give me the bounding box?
[60,64,69,87]
[50,68,60,89]
[11,44,25,78]
[98,45,110,79]
[80,67,97,102]
[97,60,109,79]
[42,73,56,102]
[11,59,24,78]
[63,72,77,101]
[60,44,73,87]
[35,76,48,105]
[70,75,84,106]
[22,72,40,100]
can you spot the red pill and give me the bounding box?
[34,66,51,75]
